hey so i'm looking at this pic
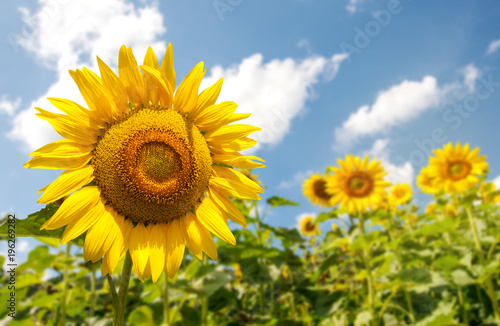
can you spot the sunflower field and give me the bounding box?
[1,45,500,326]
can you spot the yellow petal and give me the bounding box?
[118,45,144,105]
[34,107,97,145]
[209,177,261,200]
[208,187,247,228]
[47,98,95,128]
[191,78,223,118]
[101,215,132,276]
[84,205,120,263]
[180,213,203,260]
[38,165,94,204]
[143,46,160,70]
[174,61,205,115]
[212,153,265,169]
[220,137,257,152]
[148,223,167,283]
[206,124,261,144]
[97,56,129,116]
[213,166,263,193]
[195,198,236,246]
[164,218,185,279]
[41,186,101,230]
[160,43,176,94]
[29,139,94,158]
[61,200,105,244]
[24,153,92,170]
[195,101,237,131]
[140,65,173,108]
[129,223,149,281]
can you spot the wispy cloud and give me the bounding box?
[486,39,500,55]
[366,138,414,185]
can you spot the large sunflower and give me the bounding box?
[427,142,488,193]
[326,155,390,214]
[302,173,334,208]
[24,44,265,282]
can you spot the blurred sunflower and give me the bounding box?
[428,142,488,193]
[445,204,457,217]
[480,182,500,203]
[326,155,390,214]
[389,183,412,206]
[303,173,335,208]
[24,44,264,282]
[425,202,436,215]
[416,167,438,194]
[299,216,318,236]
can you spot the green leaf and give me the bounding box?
[0,204,61,239]
[413,301,455,326]
[315,211,338,223]
[266,196,299,208]
[451,269,476,286]
[199,271,232,297]
[127,305,155,326]
[391,268,432,284]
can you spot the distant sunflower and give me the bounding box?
[303,173,334,208]
[425,202,436,215]
[416,167,438,194]
[24,44,264,282]
[428,142,488,193]
[389,183,412,206]
[299,216,318,236]
[326,155,390,214]
[480,182,500,203]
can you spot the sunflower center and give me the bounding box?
[313,179,332,200]
[138,142,181,182]
[305,221,315,231]
[394,189,406,198]
[346,174,373,197]
[92,106,212,224]
[447,161,471,180]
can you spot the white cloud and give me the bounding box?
[367,138,414,185]
[486,39,500,55]
[18,240,29,253]
[334,65,480,149]
[493,175,500,188]
[0,95,21,116]
[278,170,314,189]
[7,0,166,152]
[202,52,348,153]
[462,63,481,93]
[346,0,363,13]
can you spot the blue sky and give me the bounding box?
[1,0,500,259]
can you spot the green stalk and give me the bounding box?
[201,255,209,326]
[110,251,133,326]
[466,206,500,325]
[404,289,415,324]
[90,268,96,317]
[358,212,378,326]
[59,243,71,326]
[163,276,170,326]
[458,286,469,324]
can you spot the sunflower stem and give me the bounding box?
[358,212,378,326]
[465,206,500,325]
[59,243,71,326]
[111,251,133,326]
[201,254,209,326]
[90,268,96,317]
[163,275,170,326]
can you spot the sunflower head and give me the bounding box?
[326,155,390,214]
[299,216,319,237]
[425,202,436,215]
[445,204,457,217]
[428,142,488,193]
[302,173,335,208]
[24,44,265,283]
[416,167,438,194]
[389,183,412,206]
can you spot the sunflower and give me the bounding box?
[303,173,335,208]
[425,202,436,215]
[416,167,438,194]
[480,182,500,203]
[428,142,488,193]
[445,204,457,217]
[326,155,390,214]
[24,44,265,282]
[388,183,412,206]
[299,216,318,236]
